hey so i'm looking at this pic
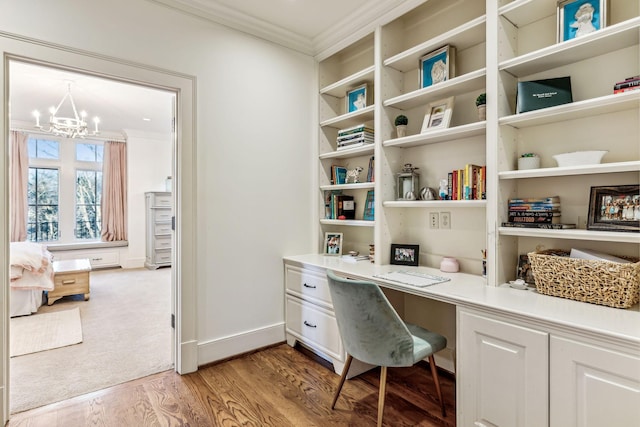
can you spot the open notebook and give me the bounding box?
[374,270,451,288]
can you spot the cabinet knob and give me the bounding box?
[303,320,317,328]
[303,283,317,289]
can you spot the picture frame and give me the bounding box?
[346,83,369,113]
[587,185,639,232]
[516,254,535,284]
[421,97,454,132]
[324,232,344,256]
[390,244,420,266]
[419,45,456,89]
[557,0,607,43]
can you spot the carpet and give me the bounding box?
[10,307,83,357]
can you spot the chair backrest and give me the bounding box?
[326,270,415,367]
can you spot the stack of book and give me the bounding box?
[445,164,486,200]
[613,75,640,94]
[502,196,576,229]
[337,124,374,150]
[324,190,355,220]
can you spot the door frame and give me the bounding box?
[0,31,198,423]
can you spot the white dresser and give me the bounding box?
[144,191,172,269]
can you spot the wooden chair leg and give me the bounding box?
[428,355,446,417]
[331,354,353,409]
[377,366,388,427]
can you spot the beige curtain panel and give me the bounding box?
[101,140,128,241]
[10,131,29,242]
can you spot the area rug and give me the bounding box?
[10,307,83,357]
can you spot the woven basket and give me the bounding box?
[528,250,640,309]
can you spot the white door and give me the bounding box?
[458,308,549,427]
[550,335,640,427]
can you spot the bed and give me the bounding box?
[10,242,55,317]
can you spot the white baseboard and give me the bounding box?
[197,323,285,366]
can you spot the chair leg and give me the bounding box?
[377,366,388,427]
[331,354,353,409]
[428,355,446,417]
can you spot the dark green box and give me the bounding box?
[516,77,573,113]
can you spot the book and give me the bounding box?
[614,86,640,94]
[501,222,576,229]
[508,214,561,224]
[332,166,347,185]
[509,196,560,204]
[516,77,573,113]
[613,78,640,90]
[336,141,373,150]
[366,156,375,182]
[337,131,374,143]
[363,190,374,221]
[508,204,560,211]
[508,211,561,218]
[337,124,374,136]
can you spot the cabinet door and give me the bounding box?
[458,309,549,427]
[550,335,640,427]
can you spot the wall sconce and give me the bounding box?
[397,163,420,200]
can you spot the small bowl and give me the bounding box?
[553,150,607,167]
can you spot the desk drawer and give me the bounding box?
[153,194,172,207]
[152,208,172,222]
[286,296,343,360]
[285,266,332,309]
[154,235,172,249]
[154,223,172,235]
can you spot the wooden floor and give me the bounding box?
[8,344,455,426]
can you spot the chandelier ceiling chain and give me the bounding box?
[33,82,100,139]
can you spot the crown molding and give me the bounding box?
[148,0,315,55]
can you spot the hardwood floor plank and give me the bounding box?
[8,344,456,427]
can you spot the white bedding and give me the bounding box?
[10,242,54,317]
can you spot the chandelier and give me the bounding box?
[32,83,100,139]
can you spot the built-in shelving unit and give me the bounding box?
[313,0,638,279]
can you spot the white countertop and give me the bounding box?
[284,254,640,345]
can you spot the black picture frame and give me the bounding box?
[390,244,419,266]
[587,185,639,232]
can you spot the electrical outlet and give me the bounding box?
[440,212,451,229]
[429,212,439,229]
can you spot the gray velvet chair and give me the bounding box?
[326,270,447,426]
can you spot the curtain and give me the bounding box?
[101,140,127,241]
[9,131,28,242]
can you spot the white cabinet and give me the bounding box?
[457,308,549,427]
[458,306,640,427]
[144,191,172,269]
[550,335,640,427]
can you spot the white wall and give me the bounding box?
[1,0,315,364]
[125,129,173,268]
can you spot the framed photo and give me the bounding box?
[587,185,639,232]
[421,97,454,132]
[390,244,419,266]
[346,83,369,113]
[419,45,456,89]
[324,232,344,256]
[516,254,535,284]
[557,0,607,43]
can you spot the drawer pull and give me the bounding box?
[62,279,76,285]
[303,321,317,328]
[303,283,317,289]
[92,257,103,261]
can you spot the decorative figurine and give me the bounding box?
[346,166,364,183]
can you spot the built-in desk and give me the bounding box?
[283,254,640,427]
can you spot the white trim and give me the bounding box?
[197,323,285,365]
[149,0,314,55]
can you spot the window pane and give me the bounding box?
[76,142,103,162]
[27,167,59,242]
[28,138,59,159]
[75,169,101,239]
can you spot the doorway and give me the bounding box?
[5,54,188,418]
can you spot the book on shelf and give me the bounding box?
[327,193,354,219]
[509,196,560,204]
[613,76,640,90]
[337,131,374,142]
[508,204,561,211]
[367,156,374,182]
[324,190,342,219]
[508,213,561,224]
[336,140,373,150]
[613,86,640,94]
[501,222,576,229]
[445,164,486,200]
[337,124,374,136]
[363,190,374,221]
[516,76,573,113]
[331,165,347,185]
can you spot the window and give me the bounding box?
[75,170,102,239]
[27,137,103,243]
[27,167,59,242]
